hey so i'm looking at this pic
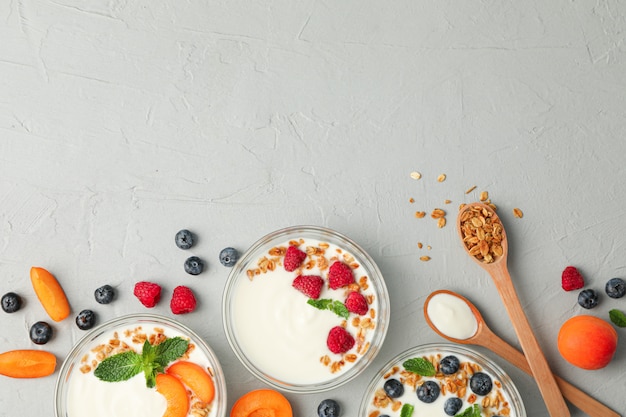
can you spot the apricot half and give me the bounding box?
[231,389,292,417]
[156,373,190,417]
[166,361,215,404]
[30,267,70,322]
[557,315,618,370]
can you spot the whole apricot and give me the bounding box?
[557,315,618,370]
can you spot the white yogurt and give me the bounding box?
[66,323,217,417]
[426,292,478,340]
[230,237,379,385]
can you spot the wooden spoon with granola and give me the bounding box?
[457,202,570,417]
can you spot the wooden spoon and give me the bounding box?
[424,290,621,417]
[457,202,570,417]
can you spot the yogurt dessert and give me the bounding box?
[223,226,389,393]
[361,344,525,417]
[55,315,226,417]
[426,292,478,340]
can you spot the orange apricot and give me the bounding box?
[0,350,56,378]
[30,267,70,322]
[166,361,215,404]
[156,373,190,417]
[230,389,292,417]
[557,315,618,370]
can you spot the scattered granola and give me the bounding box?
[513,208,523,218]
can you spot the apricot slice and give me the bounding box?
[156,373,190,417]
[30,267,70,322]
[230,389,292,417]
[166,361,215,404]
[0,350,56,378]
[558,315,618,370]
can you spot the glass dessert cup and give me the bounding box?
[222,225,390,393]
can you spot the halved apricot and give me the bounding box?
[156,373,190,417]
[0,350,56,378]
[30,267,70,322]
[230,389,292,417]
[166,361,215,404]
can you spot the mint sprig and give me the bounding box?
[307,298,350,319]
[456,404,481,417]
[94,336,189,388]
[402,357,436,376]
[609,309,626,327]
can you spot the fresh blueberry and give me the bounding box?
[184,256,204,275]
[443,397,463,416]
[317,399,341,417]
[605,278,625,299]
[219,247,239,267]
[440,355,460,375]
[94,285,115,304]
[383,378,404,398]
[175,229,194,249]
[1,292,22,313]
[76,309,96,330]
[416,380,440,403]
[30,321,53,344]
[470,372,493,395]
[578,289,599,309]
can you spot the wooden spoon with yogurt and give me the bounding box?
[456,202,570,417]
[424,290,621,417]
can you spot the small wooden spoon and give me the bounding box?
[424,290,621,417]
[457,202,570,417]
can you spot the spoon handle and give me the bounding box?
[487,262,571,417]
[479,328,621,417]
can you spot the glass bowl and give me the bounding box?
[55,313,227,417]
[359,343,526,417]
[222,225,390,393]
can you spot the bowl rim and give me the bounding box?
[54,312,227,417]
[358,342,527,417]
[222,224,390,393]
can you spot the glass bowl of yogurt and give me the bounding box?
[359,343,526,417]
[55,313,227,417]
[222,225,390,393]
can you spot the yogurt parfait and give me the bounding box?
[360,344,526,417]
[223,225,390,393]
[55,314,226,417]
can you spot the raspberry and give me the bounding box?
[284,245,307,272]
[328,261,354,290]
[326,326,355,354]
[133,281,162,308]
[345,291,368,315]
[170,285,197,315]
[562,266,584,291]
[292,275,324,299]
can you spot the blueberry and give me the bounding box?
[175,229,194,249]
[30,321,53,344]
[605,278,625,299]
[443,397,463,416]
[94,285,115,304]
[219,247,239,267]
[317,399,341,417]
[416,380,440,403]
[76,309,96,330]
[383,378,404,398]
[440,355,460,375]
[184,256,204,275]
[470,372,493,396]
[1,292,22,313]
[577,289,599,309]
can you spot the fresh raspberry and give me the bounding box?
[284,245,307,272]
[326,326,355,354]
[562,266,585,291]
[328,261,355,290]
[170,285,197,315]
[133,281,162,308]
[292,275,324,299]
[345,291,368,315]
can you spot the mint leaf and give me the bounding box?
[456,404,481,417]
[609,309,626,327]
[307,298,350,319]
[94,351,142,382]
[402,357,436,376]
[154,336,189,366]
[400,403,414,417]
